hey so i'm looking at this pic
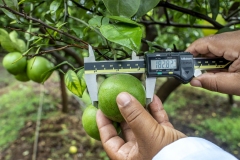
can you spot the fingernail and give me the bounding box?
[117,92,131,107]
[191,79,202,87]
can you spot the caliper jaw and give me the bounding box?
[84,45,156,107]
[84,45,98,106]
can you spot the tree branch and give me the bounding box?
[140,21,217,29]
[0,3,89,46]
[70,0,94,13]
[157,1,224,29]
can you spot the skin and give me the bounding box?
[96,30,240,160]
[186,30,240,95]
[97,92,186,160]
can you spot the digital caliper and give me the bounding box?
[84,45,232,105]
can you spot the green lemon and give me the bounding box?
[2,52,27,75]
[27,56,54,83]
[82,105,121,141]
[98,74,146,122]
[82,105,101,140]
[15,72,30,82]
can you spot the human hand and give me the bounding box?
[96,92,186,160]
[186,30,240,95]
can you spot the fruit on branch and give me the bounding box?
[2,52,27,75]
[27,56,54,83]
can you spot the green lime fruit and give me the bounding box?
[27,56,54,83]
[15,72,30,82]
[82,105,101,140]
[2,52,27,75]
[98,74,146,122]
[200,14,226,36]
[82,105,121,141]
[69,146,78,154]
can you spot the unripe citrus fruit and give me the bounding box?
[98,74,146,122]
[200,14,226,36]
[82,105,101,140]
[15,72,30,82]
[82,105,121,141]
[2,52,27,75]
[69,146,78,154]
[27,56,54,83]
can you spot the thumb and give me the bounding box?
[190,72,240,95]
[116,92,162,145]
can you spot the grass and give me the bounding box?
[0,81,58,150]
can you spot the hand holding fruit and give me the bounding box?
[97,92,186,160]
[186,30,240,95]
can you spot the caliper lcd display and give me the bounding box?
[151,59,177,70]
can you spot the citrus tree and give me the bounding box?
[0,0,240,113]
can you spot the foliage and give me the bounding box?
[0,0,239,60]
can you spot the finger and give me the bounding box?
[96,110,125,154]
[190,72,240,95]
[120,121,135,142]
[229,57,240,72]
[186,36,219,56]
[149,95,173,128]
[116,92,162,149]
[186,32,240,61]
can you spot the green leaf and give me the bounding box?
[9,30,18,43]
[71,27,83,38]
[9,31,27,52]
[3,0,19,10]
[102,0,141,18]
[50,0,62,13]
[135,0,160,18]
[15,39,27,53]
[216,27,238,34]
[1,0,19,20]
[64,70,83,97]
[100,23,142,52]
[107,16,141,26]
[77,69,87,94]
[209,0,219,20]
[1,9,18,20]
[44,13,55,23]
[0,28,17,52]
[88,16,109,27]
[189,15,196,26]
[24,28,39,40]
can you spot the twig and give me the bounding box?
[70,0,94,13]
[63,0,69,22]
[0,3,89,46]
[35,45,74,56]
[225,8,240,21]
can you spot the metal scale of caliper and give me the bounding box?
[84,45,232,106]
